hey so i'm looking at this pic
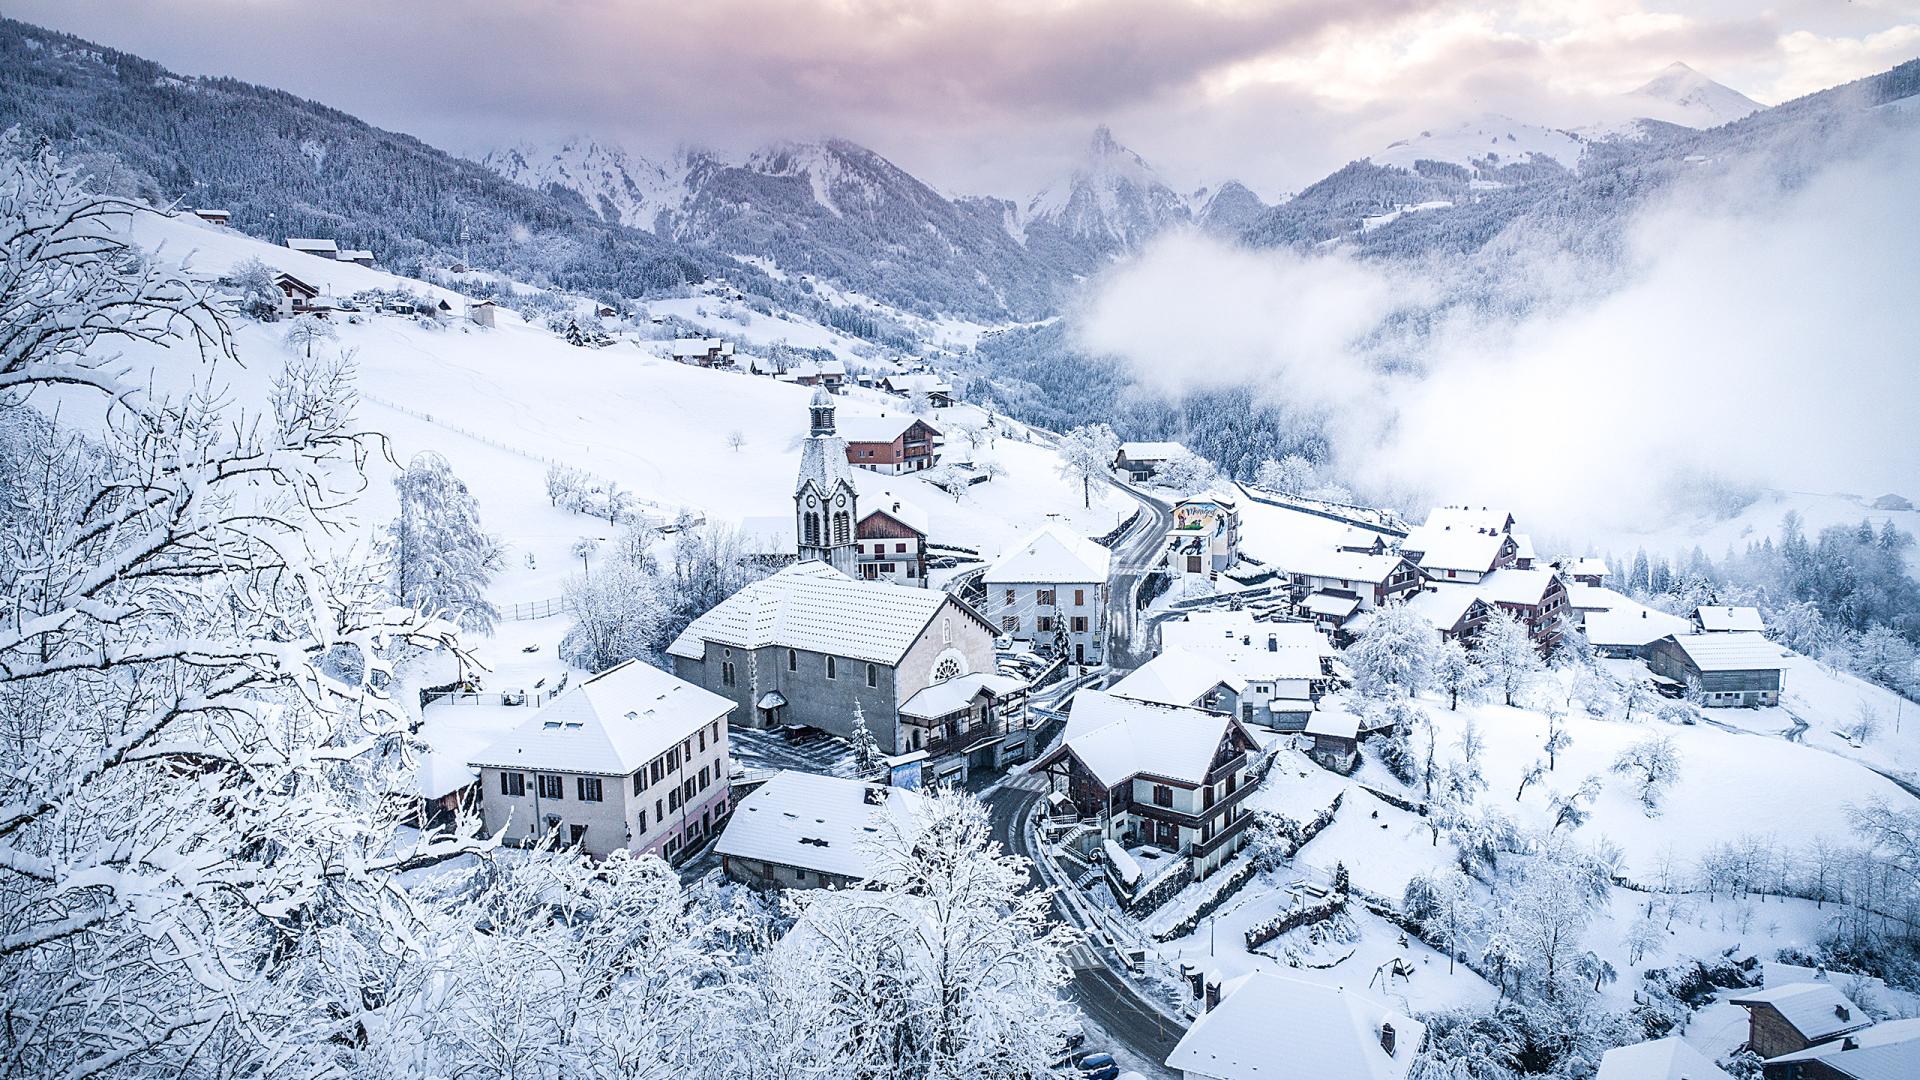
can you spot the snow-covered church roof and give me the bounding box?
[666,563,981,666]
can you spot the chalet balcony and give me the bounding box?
[1127,775,1260,830]
[1191,808,1255,860]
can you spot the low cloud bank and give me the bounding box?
[1073,131,1920,537]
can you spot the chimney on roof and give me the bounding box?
[1835,1004,1851,1022]
[1203,975,1221,1012]
[1241,634,1250,646]
[1267,634,1277,652]
[1380,1022,1398,1057]
[1841,1036,1859,1051]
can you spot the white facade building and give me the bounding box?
[468,660,735,861]
[982,524,1112,665]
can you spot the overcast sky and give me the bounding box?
[11,1,1920,197]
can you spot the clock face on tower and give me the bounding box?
[836,493,846,507]
[806,495,817,507]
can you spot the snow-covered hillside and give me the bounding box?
[1372,113,1589,177]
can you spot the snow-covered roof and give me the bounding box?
[467,659,734,776]
[1046,689,1246,788]
[862,497,929,536]
[1165,972,1425,1080]
[796,432,857,496]
[1399,522,1507,573]
[1585,606,1693,649]
[898,671,1027,720]
[1594,1037,1733,1080]
[1108,647,1247,707]
[1764,1017,1920,1079]
[1730,981,1872,1043]
[837,413,937,444]
[1422,505,1514,534]
[1661,632,1785,672]
[271,271,319,296]
[1400,588,1485,633]
[1562,557,1610,579]
[715,770,924,881]
[337,249,374,262]
[1302,591,1363,619]
[1287,550,1410,585]
[284,237,337,254]
[1475,568,1561,607]
[1159,612,1331,683]
[670,337,726,356]
[982,523,1111,585]
[1117,440,1185,462]
[883,373,952,394]
[1568,583,1624,611]
[666,563,977,666]
[1511,532,1535,562]
[1695,605,1766,632]
[1304,710,1360,739]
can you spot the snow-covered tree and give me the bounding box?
[906,387,933,415]
[226,255,282,319]
[752,789,1080,1079]
[949,417,990,461]
[1618,675,1660,723]
[925,463,972,501]
[282,311,337,357]
[389,450,505,634]
[1349,601,1438,698]
[727,427,747,452]
[849,701,885,776]
[1475,611,1542,706]
[1255,453,1315,495]
[1612,734,1682,815]
[1542,706,1573,771]
[1055,422,1119,508]
[561,554,666,672]
[1432,638,1485,710]
[1153,447,1218,493]
[0,144,483,1077]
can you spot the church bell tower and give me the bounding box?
[794,387,859,576]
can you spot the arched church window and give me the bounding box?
[833,512,850,544]
[932,656,963,683]
[804,513,820,545]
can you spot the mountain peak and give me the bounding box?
[1088,124,1121,155]
[1628,62,1763,127]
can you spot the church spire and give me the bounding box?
[809,385,836,437]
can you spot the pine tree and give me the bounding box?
[849,701,885,777]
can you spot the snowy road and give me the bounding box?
[1102,479,1172,672]
[984,774,1180,1079]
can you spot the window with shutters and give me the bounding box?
[1037,589,1055,606]
[1002,616,1018,632]
[567,824,588,846]
[577,777,603,802]
[1072,616,1087,632]
[632,771,646,795]
[669,788,682,811]
[1074,589,1085,606]
[698,730,706,752]
[538,774,563,800]
[638,809,648,832]
[1153,785,1173,807]
[501,772,525,797]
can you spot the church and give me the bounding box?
[667,390,1005,757]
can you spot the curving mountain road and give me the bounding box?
[1101,479,1173,673]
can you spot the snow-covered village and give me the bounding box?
[2,5,1919,1079]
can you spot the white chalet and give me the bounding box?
[716,770,924,890]
[1166,972,1425,1080]
[468,659,734,861]
[1158,611,1334,729]
[284,237,338,259]
[982,524,1112,665]
[1113,440,1185,482]
[1108,647,1245,714]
